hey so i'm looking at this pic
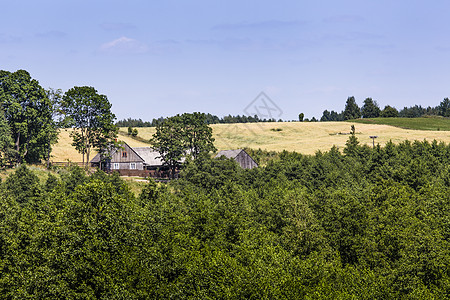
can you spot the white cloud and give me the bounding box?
[100,36,148,54]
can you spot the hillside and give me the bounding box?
[51,121,450,162]
[350,116,450,131]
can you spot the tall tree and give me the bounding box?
[181,112,216,160]
[438,98,450,117]
[151,112,216,178]
[380,105,399,118]
[62,86,117,167]
[0,109,14,167]
[361,98,381,118]
[0,70,55,164]
[151,115,186,179]
[343,96,361,120]
[44,88,65,168]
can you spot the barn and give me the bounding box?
[215,149,258,169]
[90,143,148,170]
[90,142,182,177]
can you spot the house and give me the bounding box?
[90,142,172,177]
[215,149,258,169]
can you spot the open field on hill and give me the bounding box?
[51,122,450,162]
[350,116,450,131]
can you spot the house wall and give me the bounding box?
[109,144,144,170]
[111,162,144,171]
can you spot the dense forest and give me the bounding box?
[1,132,449,298]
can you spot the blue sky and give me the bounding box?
[2,1,450,121]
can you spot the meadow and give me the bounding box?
[52,120,450,162]
[350,116,450,131]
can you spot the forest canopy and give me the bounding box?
[0,133,449,299]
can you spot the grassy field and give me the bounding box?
[51,122,450,162]
[350,116,450,131]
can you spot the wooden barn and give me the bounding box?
[215,149,258,169]
[90,143,148,171]
[90,142,181,178]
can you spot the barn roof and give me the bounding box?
[90,143,145,163]
[133,147,164,166]
[215,149,244,159]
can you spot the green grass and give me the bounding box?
[350,117,450,131]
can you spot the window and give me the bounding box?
[122,151,127,158]
[113,163,119,170]
[130,163,136,169]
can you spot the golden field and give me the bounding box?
[51,122,450,162]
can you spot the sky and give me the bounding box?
[2,0,450,121]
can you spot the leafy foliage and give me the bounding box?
[151,113,216,178]
[62,86,118,167]
[0,136,449,298]
[0,70,56,164]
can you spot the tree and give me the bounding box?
[438,98,450,117]
[320,110,330,122]
[343,125,360,156]
[343,96,361,120]
[380,105,399,118]
[151,112,216,179]
[180,112,216,159]
[44,88,65,168]
[151,115,185,179]
[0,70,55,164]
[361,98,380,118]
[299,113,304,122]
[0,108,14,167]
[132,128,138,137]
[62,86,117,167]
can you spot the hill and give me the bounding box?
[51,121,450,162]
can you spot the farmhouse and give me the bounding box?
[215,149,258,169]
[90,142,171,177]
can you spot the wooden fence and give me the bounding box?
[51,162,86,167]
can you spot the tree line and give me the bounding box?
[0,131,448,298]
[116,113,278,128]
[319,96,450,121]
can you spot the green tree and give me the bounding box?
[343,125,360,156]
[151,115,186,179]
[343,96,361,120]
[298,113,304,122]
[62,86,118,167]
[361,98,381,118]
[180,112,216,159]
[44,88,65,168]
[438,97,450,117]
[0,70,55,164]
[380,105,399,118]
[151,113,216,178]
[0,109,14,167]
[132,128,138,137]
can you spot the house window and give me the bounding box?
[113,163,119,170]
[130,163,136,169]
[122,151,127,158]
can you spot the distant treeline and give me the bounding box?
[117,97,450,126]
[116,113,277,127]
[320,97,449,121]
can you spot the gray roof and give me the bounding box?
[133,147,164,166]
[215,149,244,159]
